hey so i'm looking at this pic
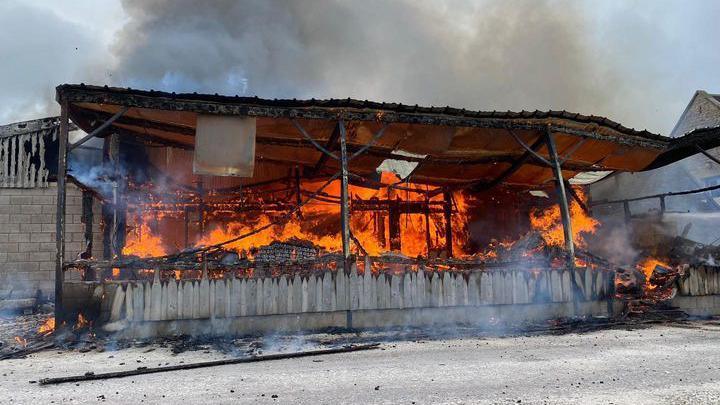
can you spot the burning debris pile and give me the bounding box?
[64,167,709,327]
[254,238,320,263]
[71,178,609,280]
[69,175,694,302]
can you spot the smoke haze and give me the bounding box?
[112,0,613,117]
[1,0,719,134]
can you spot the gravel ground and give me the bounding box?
[0,310,53,352]
[1,321,719,404]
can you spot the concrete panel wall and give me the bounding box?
[102,266,615,324]
[89,265,617,337]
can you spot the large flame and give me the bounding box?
[119,174,603,266]
[123,218,167,258]
[529,188,599,248]
[197,172,468,258]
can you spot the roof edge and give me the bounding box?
[56,83,667,147]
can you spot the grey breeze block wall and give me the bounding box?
[0,182,103,301]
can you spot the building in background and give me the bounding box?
[0,117,103,311]
[589,90,720,244]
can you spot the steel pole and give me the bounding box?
[55,99,69,322]
[338,120,351,267]
[545,125,575,267]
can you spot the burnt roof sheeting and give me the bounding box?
[55,84,718,190]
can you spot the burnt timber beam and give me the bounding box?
[348,123,389,161]
[183,206,190,248]
[508,129,552,167]
[108,133,127,259]
[292,119,339,160]
[55,98,69,323]
[468,136,546,193]
[80,191,95,280]
[388,198,401,251]
[545,125,574,267]
[255,137,606,172]
[424,199,432,255]
[72,109,612,173]
[349,230,368,256]
[308,123,341,176]
[352,198,445,214]
[68,106,129,151]
[443,191,453,258]
[72,108,195,137]
[562,179,590,215]
[39,344,381,385]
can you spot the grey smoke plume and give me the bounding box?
[2,1,719,133]
[111,0,616,120]
[108,0,720,134]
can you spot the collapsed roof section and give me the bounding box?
[55,84,720,192]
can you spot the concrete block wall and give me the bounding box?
[100,265,615,329]
[0,183,103,300]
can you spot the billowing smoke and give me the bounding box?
[110,0,616,118]
[3,0,720,133]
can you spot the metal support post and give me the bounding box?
[659,196,666,216]
[544,126,575,267]
[338,120,351,268]
[55,99,69,322]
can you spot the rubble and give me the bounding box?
[254,238,321,263]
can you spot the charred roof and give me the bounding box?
[55,83,720,191]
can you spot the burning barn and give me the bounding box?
[45,83,720,337]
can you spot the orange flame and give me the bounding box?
[529,188,599,248]
[74,313,90,330]
[197,172,468,258]
[14,336,27,348]
[38,317,55,335]
[122,217,167,258]
[637,257,671,290]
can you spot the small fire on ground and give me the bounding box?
[38,317,55,335]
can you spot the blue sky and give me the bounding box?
[1,0,718,135]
